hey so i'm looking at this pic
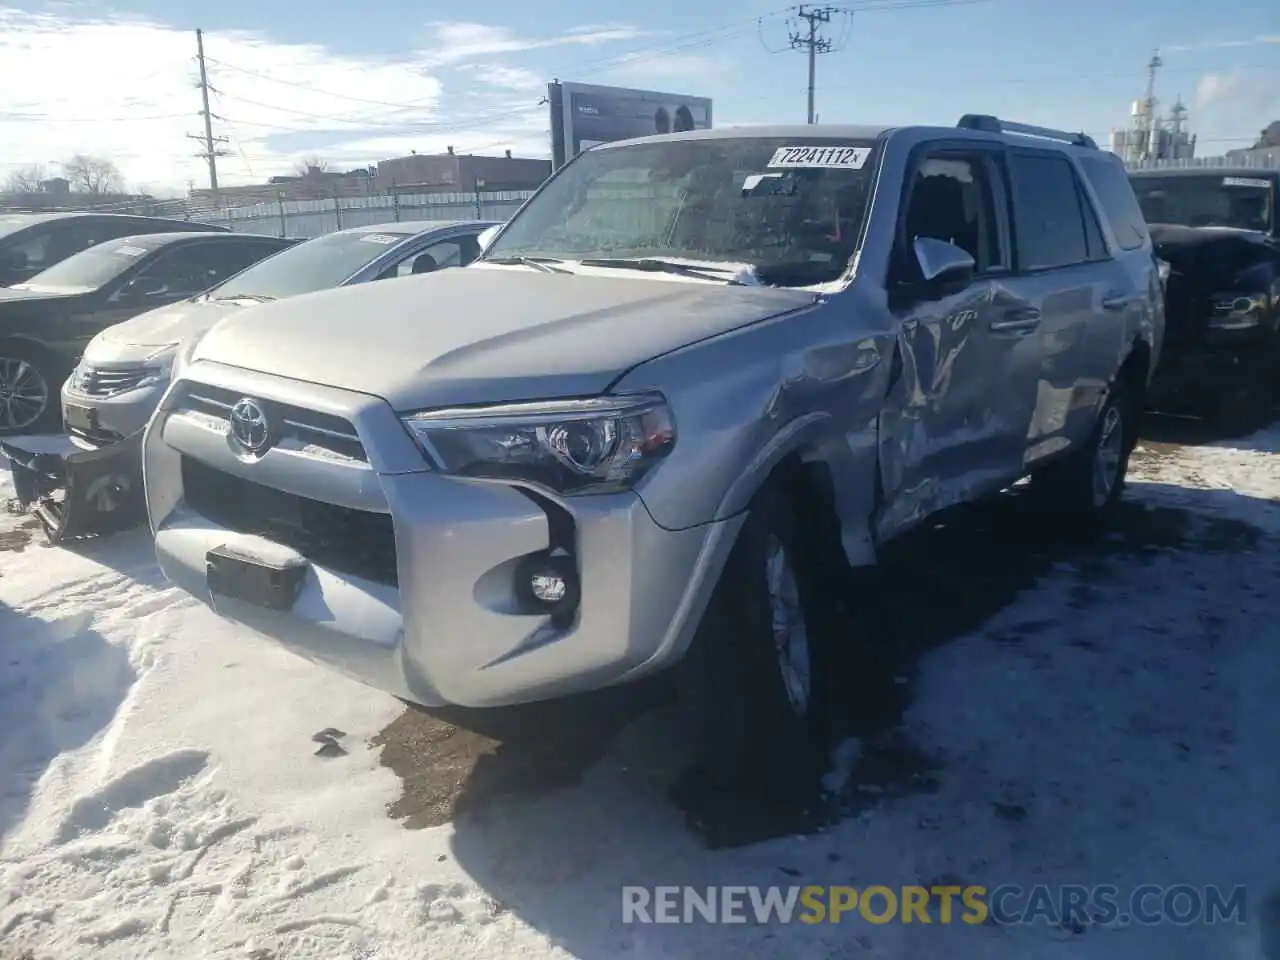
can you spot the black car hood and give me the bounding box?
[1148,224,1275,283]
[1147,223,1273,250]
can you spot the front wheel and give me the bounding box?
[677,481,838,802]
[1030,381,1137,524]
[0,344,60,436]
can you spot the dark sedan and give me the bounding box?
[0,211,229,287]
[0,230,293,433]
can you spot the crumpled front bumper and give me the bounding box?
[1,430,146,542]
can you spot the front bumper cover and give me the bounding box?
[1,430,146,542]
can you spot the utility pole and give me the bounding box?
[789,6,838,124]
[188,28,229,196]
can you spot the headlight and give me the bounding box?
[1208,293,1266,330]
[400,393,676,495]
[135,344,179,389]
[168,336,204,383]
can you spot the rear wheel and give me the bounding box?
[0,343,60,436]
[678,480,838,802]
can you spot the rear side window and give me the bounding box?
[1007,152,1090,270]
[1079,156,1149,251]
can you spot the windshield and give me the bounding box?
[208,228,414,300]
[1131,175,1274,232]
[17,239,155,292]
[485,136,880,286]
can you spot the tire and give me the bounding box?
[0,342,61,437]
[677,480,837,802]
[1030,380,1138,525]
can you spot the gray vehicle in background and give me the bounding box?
[7,219,497,542]
[143,117,1162,802]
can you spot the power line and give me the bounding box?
[188,28,229,194]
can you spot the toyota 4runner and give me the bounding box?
[143,117,1163,798]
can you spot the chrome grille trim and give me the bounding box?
[77,364,153,397]
[172,382,367,462]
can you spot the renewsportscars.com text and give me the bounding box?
[621,884,1248,926]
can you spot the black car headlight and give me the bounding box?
[1208,293,1267,331]
[400,393,676,495]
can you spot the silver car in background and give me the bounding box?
[11,219,497,542]
[64,219,499,443]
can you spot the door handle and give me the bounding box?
[988,306,1041,333]
[1101,292,1131,312]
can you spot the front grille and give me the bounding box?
[78,365,152,397]
[181,456,398,586]
[172,382,366,462]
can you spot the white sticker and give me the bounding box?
[767,145,870,169]
[1223,177,1270,188]
[359,233,401,245]
[113,244,147,256]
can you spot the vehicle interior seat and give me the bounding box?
[411,253,439,274]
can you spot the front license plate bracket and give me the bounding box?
[207,544,308,611]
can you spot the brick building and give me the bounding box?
[376,148,551,192]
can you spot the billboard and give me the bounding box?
[548,81,713,170]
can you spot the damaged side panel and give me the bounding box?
[613,289,898,567]
[873,277,1042,542]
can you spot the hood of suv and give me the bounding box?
[192,266,818,409]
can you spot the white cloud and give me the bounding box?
[0,11,643,194]
[420,21,645,67]
[1165,35,1280,54]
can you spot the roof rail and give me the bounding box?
[957,114,1098,149]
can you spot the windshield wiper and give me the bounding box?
[577,258,746,284]
[210,293,275,303]
[483,256,572,274]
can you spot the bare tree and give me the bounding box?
[294,156,330,176]
[60,154,125,194]
[3,164,48,193]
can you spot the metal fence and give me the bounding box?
[1125,152,1280,171]
[212,189,537,237]
[0,189,537,237]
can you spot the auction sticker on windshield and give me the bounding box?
[768,146,871,169]
[1223,177,1270,189]
[113,245,148,256]
[359,234,402,245]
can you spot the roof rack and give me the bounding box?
[957,114,1098,149]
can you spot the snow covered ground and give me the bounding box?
[2,423,1279,959]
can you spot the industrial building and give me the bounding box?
[1108,52,1197,164]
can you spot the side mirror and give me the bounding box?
[913,237,975,287]
[128,275,169,298]
[476,224,500,254]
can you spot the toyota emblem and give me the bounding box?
[229,397,272,454]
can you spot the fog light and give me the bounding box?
[531,571,567,603]
[517,550,580,619]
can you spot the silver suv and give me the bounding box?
[143,117,1163,798]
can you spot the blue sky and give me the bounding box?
[1,0,1277,190]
